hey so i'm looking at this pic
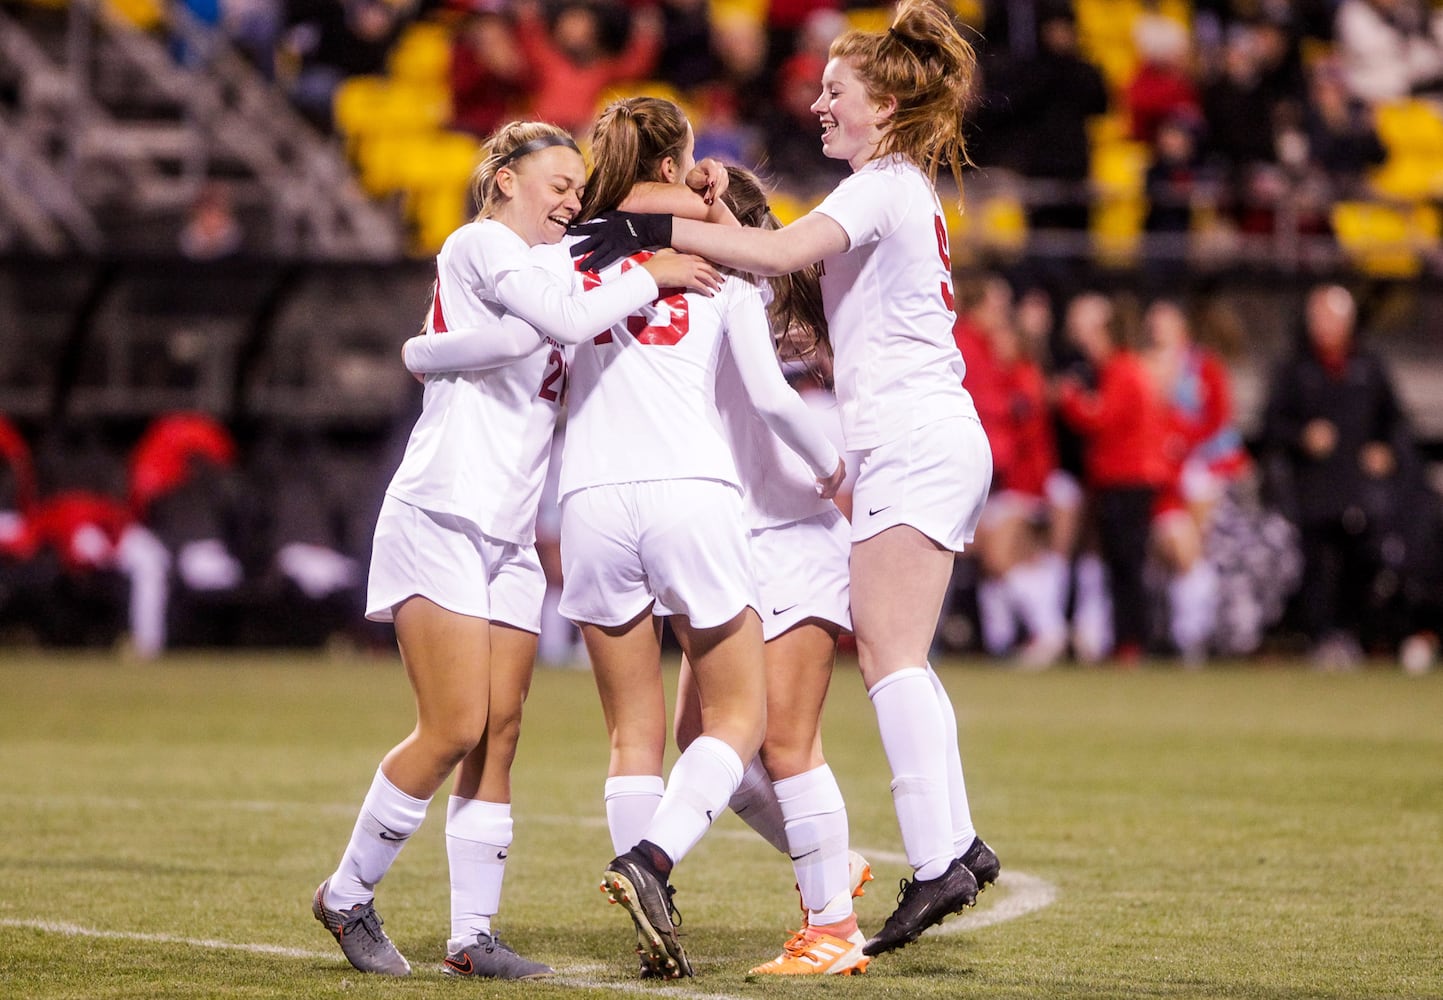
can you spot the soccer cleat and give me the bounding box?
[602,850,693,979]
[861,857,978,957]
[442,931,553,980]
[748,925,869,976]
[311,879,411,976]
[960,837,1001,892]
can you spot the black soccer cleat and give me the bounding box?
[959,836,1001,891]
[601,849,693,979]
[861,857,979,957]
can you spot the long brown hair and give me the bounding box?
[578,97,690,221]
[469,120,578,220]
[829,0,976,200]
[720,165,832,375]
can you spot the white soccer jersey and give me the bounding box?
[559,249,839,500]
[715,352,835,530]
[385,220,571,546]
[810,154,978,451]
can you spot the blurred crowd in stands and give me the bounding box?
[193,0,1443,244]
[2,279,1438,671]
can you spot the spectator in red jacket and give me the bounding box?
[957,277,1078,668]
[514,0,661,135]
[1124,14,1201,148]
[449,8,531,139]
[1056,293,1171,662]
[0,414,38,563]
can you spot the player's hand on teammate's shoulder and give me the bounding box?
[686,158,728,207]
[569,211,672,271]
[640,249,722,297]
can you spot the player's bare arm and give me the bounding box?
[671,212,850,277]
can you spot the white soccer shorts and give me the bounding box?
[559,478,759,629]
[366,494,545,632]
[850,415,992,552]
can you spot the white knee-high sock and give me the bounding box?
[868,667,953,880]
[604,775,664,856]
[1073,553,1113,662]
[925,663,977,856]
[643,736,744,866]
[115,525,170,659]
[729,756,789,854]
[1007,557,1067,643]
[775,764,852,925]
[977,578,1017,655]
[1169,561,1219,655]
[327,766,430,910]
[445,797,511,947]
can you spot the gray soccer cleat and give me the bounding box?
[442,931,554,979]
[311,879,411,976]
[602,849,693,978]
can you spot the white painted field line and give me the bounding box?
[0,918,334,960]
[0,919,747,1000]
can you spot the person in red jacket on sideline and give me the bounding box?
[955,278,1078,668]
[1055,293,1171,662]
[513,0,661,135]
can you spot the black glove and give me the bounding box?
[568,211,673,271]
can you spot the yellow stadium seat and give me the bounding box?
[709,0,765,25]
[105,0,163,29]
[1331,201,1439,277]
[388,21,452,86]
[1092,139,1149,194]
[1092,196,1145,267]
[334,78,451,146]
[977,195,1027,255]
[845,7,893,34]
[409,185,470,255]
[396,131,480,194]
[1374,100,1443,158]
[1370,156,1443,201]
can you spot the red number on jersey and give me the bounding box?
[934,213,955,313]
[622,254,690,346]
[537,346,567,402]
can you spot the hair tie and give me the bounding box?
[498,134,580,168]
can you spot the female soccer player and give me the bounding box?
[312,120,719,981]
[571,0,1002,956]
[664,166,871,976]
[400,101,844,979]
[568,96,844,980]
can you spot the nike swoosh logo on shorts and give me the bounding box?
[772,604,799,616]
[868,505,891,516]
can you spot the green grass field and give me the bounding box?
[1,651,1439,999]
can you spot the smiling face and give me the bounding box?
[811,56,893,170]
[492,145,586,246]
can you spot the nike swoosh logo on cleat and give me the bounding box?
[868,506,891,516]
[772,604,799,616]
[445,953,474,975]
